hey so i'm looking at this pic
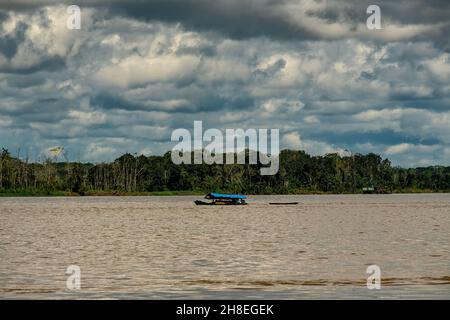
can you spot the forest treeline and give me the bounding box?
[0,147,449,195]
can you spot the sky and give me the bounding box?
[0,0,449,167]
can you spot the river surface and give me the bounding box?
[0,194,449,299]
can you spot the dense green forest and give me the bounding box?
[0,147,449,196]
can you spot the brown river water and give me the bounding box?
[0,194,449,299]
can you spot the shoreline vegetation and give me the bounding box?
[0,189,448,197]
[1,148,449,196]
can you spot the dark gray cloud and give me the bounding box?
[3,1,450,41]
[104,0,316,40]
[0,18,26,59]
[94,0,450,54]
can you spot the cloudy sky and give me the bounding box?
[0,0,449,167]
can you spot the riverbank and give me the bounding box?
[1,189,449,197]
[0,190,205,197]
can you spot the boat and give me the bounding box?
[194,193,247,205]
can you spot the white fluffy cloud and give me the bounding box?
[94,54,201,89]
[282,132,344,156]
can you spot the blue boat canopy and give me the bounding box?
[205,193,247,200]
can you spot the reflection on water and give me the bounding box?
[0,194,449,299]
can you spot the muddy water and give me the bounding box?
[0,194,449,299]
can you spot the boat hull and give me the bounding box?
[194,200,247,206]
